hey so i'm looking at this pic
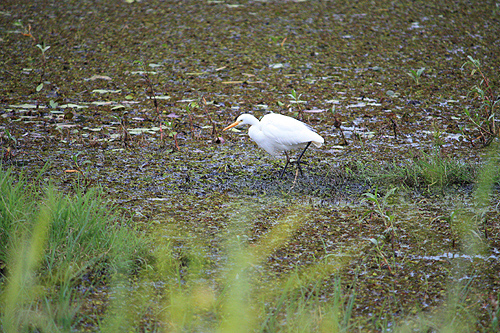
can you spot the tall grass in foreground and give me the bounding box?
[0,169,149,332]
[0,169,356,332]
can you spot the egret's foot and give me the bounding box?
[294,159,309,176]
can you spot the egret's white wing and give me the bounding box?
[261,114,324,147]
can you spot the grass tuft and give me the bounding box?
[352,150,478,190]
[0,168,150,331]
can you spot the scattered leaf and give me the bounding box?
[55,124,78,129]
[9,104,40,109]
[83,127,103,132]
[130,71,157,75]
[92,89,121,94]
[128,128,157,135]
[325,99,341,104]
[91,101,113,106]
[89,75,112,81]
[60,103,88,109]
[222,81,244,84]
[49,100,58,108]
[303,109,326,113]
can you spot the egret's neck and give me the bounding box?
[245,114,261,127]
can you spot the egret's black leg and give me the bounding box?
[295,142,312,176]
[279,151,291,178]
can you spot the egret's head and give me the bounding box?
[222,114,253,131]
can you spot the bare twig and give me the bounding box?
[21,24,36,42]
[202,96,218,141]
[142,69,163,141]
[334,113,348,145]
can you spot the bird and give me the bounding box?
[222,113,324,178]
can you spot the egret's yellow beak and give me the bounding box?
[223,120,242,131]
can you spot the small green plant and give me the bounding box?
[362,187,397,231]
[407,67,425,85]
[36,42,50,63]
[361,187,398,261]
[201,96,220,143]
[269,35,286,49]
[462,55,499,146]
[164,119,179,148]
[287,89,306,120]
[19,22,51,96]
[134,60,171,146]
[3,128,17,147]
[65,152,93,190]
[49,100,58,109]
[163,120,173,135]
[18,23,50,96]
[35,42,50,93]
[368,237,395,273]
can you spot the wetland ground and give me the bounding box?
[1,0,500,331]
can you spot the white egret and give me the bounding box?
[222,113,324,178]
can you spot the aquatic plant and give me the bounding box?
[362,186,398,268]
[135,60,175,147]
[3,128,17,147]
[269,35,287,49]
[462,55,499,146]
[64,151,94,190]
[407,67,425,85]
[20,21,50,97]
[287,89,306,120]
[34,42,50,93]
[185,102,198,138]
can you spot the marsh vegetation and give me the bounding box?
[1,0,500,331]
